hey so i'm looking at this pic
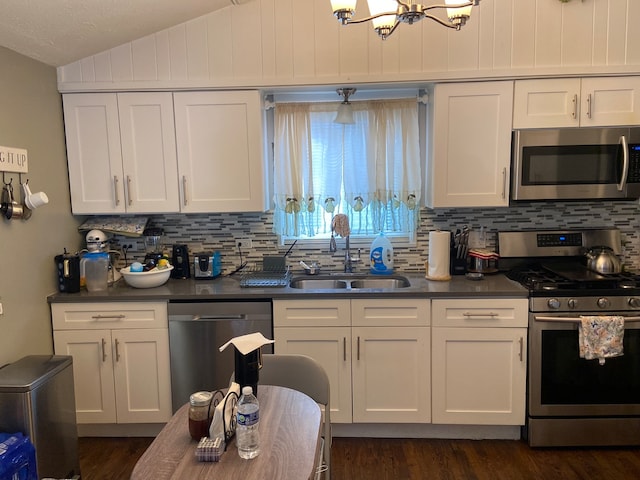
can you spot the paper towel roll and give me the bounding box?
[427,230,451,281]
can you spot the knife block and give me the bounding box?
[450,248,467,275]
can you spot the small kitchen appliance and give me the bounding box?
[511,127,640,201]
[81,229,119,288]
[143,228,165,264]
[55,251,80,293]
[498,228,640,447]
[194,252,221,279]
[171,244,191,279]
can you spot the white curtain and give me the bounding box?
[273,98,420,237]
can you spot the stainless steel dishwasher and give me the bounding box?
[168,300,273,412]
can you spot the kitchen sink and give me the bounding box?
[288,278,349,289]
[289,274,410,290]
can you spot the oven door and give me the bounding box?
[529,312,640,417]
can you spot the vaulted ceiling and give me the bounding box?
[0,0,244,67]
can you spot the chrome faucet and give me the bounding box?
[343,236,361,273]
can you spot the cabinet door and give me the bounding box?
[117,93,180,213]
[351,326,431,423]
[273,326,352,423]
[174,91,267,213]
[581,77,640,127]
[428,81,513,208]
[112,328,172,423]
[53,329,117,424]
[63,93,125,214]
[431,327,527,425]
[513,78,581,128]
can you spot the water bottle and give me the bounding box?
[236,386,260,459]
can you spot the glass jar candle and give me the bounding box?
[188,391,213,441]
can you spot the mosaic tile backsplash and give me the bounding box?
[107,200,640,275]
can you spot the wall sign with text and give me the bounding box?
[0,145,28,173]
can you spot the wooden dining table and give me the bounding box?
[130,385,322,480]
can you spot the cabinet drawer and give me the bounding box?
[432,298,528,328]
[51,302,168,330]
[273,300,350,327]
[351,299,430,327]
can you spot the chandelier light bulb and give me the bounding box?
[331,0,358,23]
[367,0,398,38]
[445,0,472,28]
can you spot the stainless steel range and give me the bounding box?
[498,228,640,447]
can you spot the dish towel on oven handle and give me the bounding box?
[579,315,625,365]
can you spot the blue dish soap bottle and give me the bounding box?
[369,232,394,275]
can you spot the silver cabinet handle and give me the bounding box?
[126,175,133,206]
[501,167,506,199]
[357,336,361,361]
[113,176,120,206]
[586,93,592,118]
[571,93,578,119]
[182,175,188,207]
[115,338,120,362]
[463,312,498,318]
[91,314,126,320]
[101,338,107,362]
[518,337,524,362]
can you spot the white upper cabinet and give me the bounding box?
[63,90,267,214]
[63,92,180,214]
[173,91,268,213]
[426,81,514,208]
[63,94,125,214]
[117,93,180,213]
[513,77,640,129]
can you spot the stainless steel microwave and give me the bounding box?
[511,127,640,201]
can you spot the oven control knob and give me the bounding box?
[567,298,578,309]
[629,297,640,308]
[547,298,561,309]
[597,297,611,309]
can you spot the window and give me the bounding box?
[272,97,421,241]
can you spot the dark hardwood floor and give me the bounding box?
[78,436,640,480]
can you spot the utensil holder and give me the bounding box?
[450,248,467,275]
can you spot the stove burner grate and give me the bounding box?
[506,263,640,294]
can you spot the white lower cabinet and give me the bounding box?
[51,302,172,425]
[431,298,528,426]
[273,298,431,424]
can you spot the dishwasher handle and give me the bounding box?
[184,314,247,321]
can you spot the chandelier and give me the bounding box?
[330,0,481,39]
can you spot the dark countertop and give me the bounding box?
[47,271,528,303]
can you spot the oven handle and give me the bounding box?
[535,315,640,323]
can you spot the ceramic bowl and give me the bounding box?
[120,265,173,288]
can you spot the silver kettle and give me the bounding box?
[585,246,622,274]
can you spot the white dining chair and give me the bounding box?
[259,353,332,480]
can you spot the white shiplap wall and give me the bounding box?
[58,0,640,91]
